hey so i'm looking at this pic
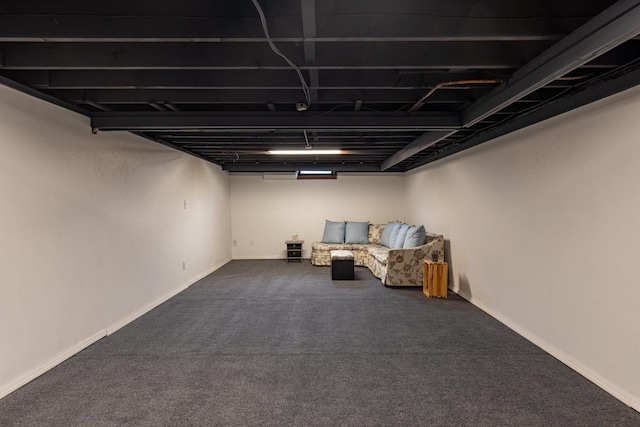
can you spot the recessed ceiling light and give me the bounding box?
[298,170,333,175]
[268,150,342,155]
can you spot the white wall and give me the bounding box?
[405,86,640,411]
[0,85,231,398]
[230,174,406,258]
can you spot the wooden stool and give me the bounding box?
[331,250,354,280]
[423,259,448,298]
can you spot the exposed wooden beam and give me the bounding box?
[156,135,420,143]
[163,102,180,112]
[0,15,581,43]
[132,132,217,165]
[0,41,571,70]
[45,88,480,105]
[0,74,88,116]
[301,0,317,62]
[83,100,111,112]
[462,0,640,127]
[381,131,456,170]
[221,162,381,172]
[4,69,521,90]
[382,0,640,173]
[148,102,168,111]
[90,112,462,131]
[411,64,640,170]
[301,0,319,108]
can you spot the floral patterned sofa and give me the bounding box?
[310,223,444,287]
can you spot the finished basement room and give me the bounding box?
[1,1,639,425]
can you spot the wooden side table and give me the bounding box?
[285,240,304,262]
[423,260,448,298]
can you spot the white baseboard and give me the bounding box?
[0,330,106,400]
[106,258,230,335]
[0,258,231,401]
[232,256,310,260]
[232,255,280,260]
[190,258,231,283]
[451,286,639,413]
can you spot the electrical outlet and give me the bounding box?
[250,240,254,245]
[182,261,186,271]
[232,239,237,246]
[184,199,187,210]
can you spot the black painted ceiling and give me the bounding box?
[1,0,639,172]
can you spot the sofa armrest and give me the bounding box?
[385,236,444,286]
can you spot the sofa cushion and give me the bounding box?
[312,242,372,251]
[345,221,370,244]
[321,220,345,243]
[391,223,411,249]
[379,222,396,247]
[403,225,426,248]
[347,244,373,251]
[368,247,389,265]
[386,222,403,248]
[330,250,355,260]
[368,223,386,244]
[313,242,346,251]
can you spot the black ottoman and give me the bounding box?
[331,250,355,280]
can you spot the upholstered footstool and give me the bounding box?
[330,250,354,280]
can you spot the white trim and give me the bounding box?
[451,285,640,412]
[106,258,230,335]
[106,284,190,336]
[0,258,231,400]
[232,256,311,260]
[0,330,106,400]
[232,255,282,260]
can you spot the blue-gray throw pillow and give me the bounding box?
[345,221,370,244]
[386,222,404,248]
[321,220,346,243]
[392,223,411,249]
[403,225,426,248]
[379,222,396,247]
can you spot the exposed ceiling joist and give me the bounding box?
[132,132,215,164]
[381,131,457,171]
[301,0,317,61]
[46,88,481,105]
[90,112,462,131]
[84,100,111,112]
[183,146,404,152]
[2,69,521,89]
[0,15,586,43]
[222,162,380,172]
[155,134,421,143]
[462,0,640,127]
[2,1,638,172]
[1,41,576,70]
[412,64,640,170]
[149,102,168,111]
[301,0,319,107]
[0,74,88,116]
[385,0,640,170]
[163,102,179,112]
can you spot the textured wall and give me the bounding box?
[404,86,640,410]
[0,85,231,397]
[229,174,407,259]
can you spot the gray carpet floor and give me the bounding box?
[1,260,638,426]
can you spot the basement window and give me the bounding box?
[296,170,337,180]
